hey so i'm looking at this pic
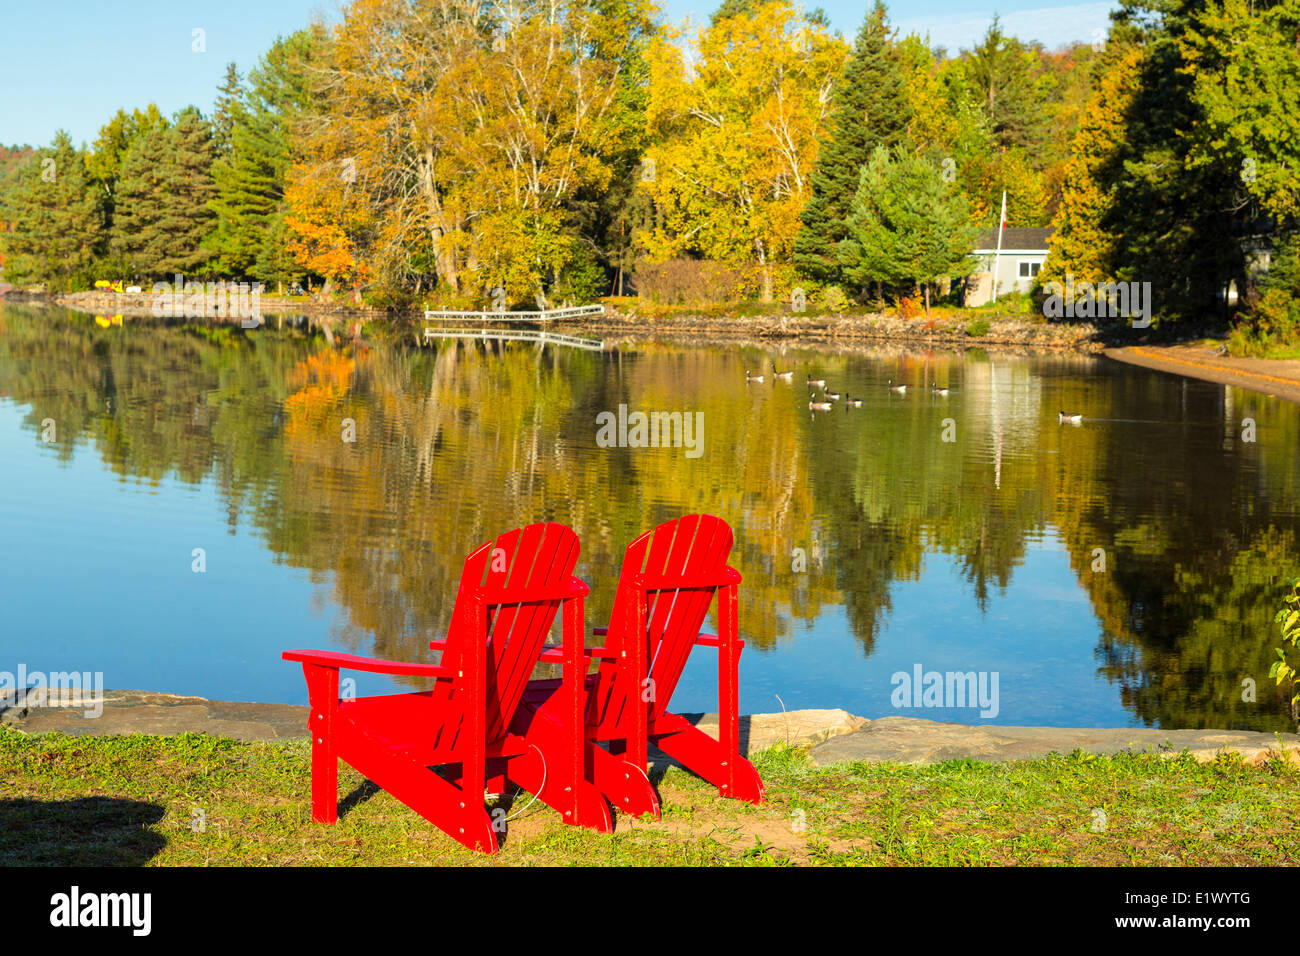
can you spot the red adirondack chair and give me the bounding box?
[283,522,612,853]
[513,514,764,820]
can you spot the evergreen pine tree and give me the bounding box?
[253,209,300,292]
[87,106,169,276]
[794,1,912,282]
[207,31,321,280]
[112,109,216,279]
[711,0,760,23]
[0,131,103,291]
[212,63,244,157]
[159,109,217,275]
[87,105,169,197]
[206,81,268,275]
[109,124,170,278]
[710,0,827,26]
[839,146,977,317]
[1107,0,1248,320]
[959,16,1049,152]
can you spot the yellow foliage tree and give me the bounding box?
[285,0,633,305]
[1040,46,1144,286]
[638,1,847,301]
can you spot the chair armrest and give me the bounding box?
[429,639,447,651]
[282,649,456,678]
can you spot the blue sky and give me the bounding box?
[0,0,1117,149]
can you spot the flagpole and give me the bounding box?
[991,190,1007,304]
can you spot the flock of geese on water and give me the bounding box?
[745,364,1085,424]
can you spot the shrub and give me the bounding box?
[632,259,752,305]
[550,246,607,304]
[1270,577,1300,725]
[819,284,850,314]
[965,317,991,337]
[1232,234,1300,355]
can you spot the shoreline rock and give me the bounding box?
[808,716,1300,768]
[4,689,1296,767]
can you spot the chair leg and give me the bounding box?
[652,714,765,806]
[311,742,339,825]
[340,724,499,853]
[302,664,339,824]
[516,703,658,823]
[501,740,614,833]
[590,744,660,820]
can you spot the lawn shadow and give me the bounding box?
[0,796,166,866]
[337,779,383,820]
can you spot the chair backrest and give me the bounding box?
[433,522,580,746]
[592,514,735,726]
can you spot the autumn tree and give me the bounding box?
[441,4,629,304]
[286,0,630,305]
[1041,46,1143,288]
[568,0,660,299]
[639,0,846,301]
[286,0,481,298]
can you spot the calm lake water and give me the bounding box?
[2,305,1298,731]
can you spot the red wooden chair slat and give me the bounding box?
[283,522,611,853]
[642,515,699,690]
[646,517,730,721]
[480,523,544,740]
[515,514,764,820]
[492,524,577,740]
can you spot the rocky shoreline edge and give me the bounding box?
[11,289,1112,352]
[3,689,1296,768]
[21,290,1300,402]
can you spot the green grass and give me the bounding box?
[2,729,1298,866]
[1227,327,1300,359]
[1255,344,1300,360]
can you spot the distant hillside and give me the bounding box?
[0,144,36,190]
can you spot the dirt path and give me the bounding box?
[1105,343,1300,405]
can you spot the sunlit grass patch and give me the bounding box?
[2,728,1297,866]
